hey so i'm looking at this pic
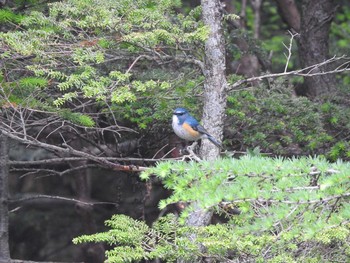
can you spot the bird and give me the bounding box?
[172,107,222,148]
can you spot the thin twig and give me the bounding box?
[9,194,116,206]
[283,30,299,73]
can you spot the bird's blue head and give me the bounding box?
[173,107,189,123]
[173,107,188,115]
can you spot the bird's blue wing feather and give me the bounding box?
[207,135,222,148]
[195,124,210,135]
[185,115,200,128]
[182,113,222,148]
[185,116,211,136]
[189,119,222,148]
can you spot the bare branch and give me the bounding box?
[9,194,116,206]
[10,163,101,179]
[1,130,149,172]
[9,156,181,166]
[4,260,82,263]
[125,55,144,74]
[229,55,350,90]
[184,142,202,162]
[283,30,299,73]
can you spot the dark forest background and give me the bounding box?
[1,0,350,262]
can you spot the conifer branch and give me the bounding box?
[221,192,350,205]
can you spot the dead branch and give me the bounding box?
[9,194,116,206]
[8,156,181,167]
[283,30,299,72]
[1,130,148,172]
[229,55,349,91]
[10,163,101,178]
[2,260,82,263]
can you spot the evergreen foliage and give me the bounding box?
[0,0,206,129]
[1,0,350,260]
[58,109,95,127]
[75,155,350,262]
[0,9,23,24]
[226,79,350,160]
[1,0,349,144]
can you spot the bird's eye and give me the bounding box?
[175,112,185,116]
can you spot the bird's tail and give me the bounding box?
[207,135,223,149]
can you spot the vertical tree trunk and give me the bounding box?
[275,0,301,32]
[224,0,261,78]
[200,0,228,161]
[298,0,337,98]
[0,131,10,261]
[178,1,227,262]
[251,0,263,39]
[70,142,105,263]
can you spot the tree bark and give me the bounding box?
[0,131,10,261]
[251,0,263,39]
[224,0,261,78]
[275,0,301,32]
[69,138,105,263]
[298,0,337,98]
[74,167,105,263]
[200,0,227,161]
[178,1,228,262]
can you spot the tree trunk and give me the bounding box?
[0,131,10,261]
[200,0,227,161]
[74,166,105,263]
[298,0,337,99]
[275,0,301,32]
[224,0,261,78]
[178,1,228,262]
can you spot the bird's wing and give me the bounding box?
[184,115,198,125]
[194,124,222,148]
[185,116,212,135]
[188,119,222,148]
[207,135,222,148]
[194,124,210,135]
[185,116,202,130]
[181,116,200,137]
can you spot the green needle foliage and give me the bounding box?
[0,0,207,130]
[75,155,350,262]
[0,9,24,24]
[58,109,95,127]
[226,79,350,160]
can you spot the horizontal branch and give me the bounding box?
[9,194,115,206]
[221,192,350,205]
[0,130,148,172]
[229,55,350,90]
[1,260,82,263]
[125,53,205,73]
[10,164,102,178]
[9,156,180,167]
